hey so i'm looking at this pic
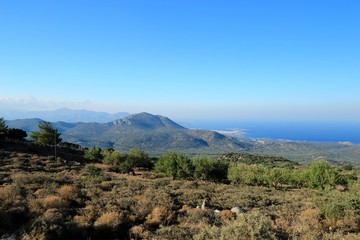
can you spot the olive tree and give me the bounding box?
[154,152,194,179]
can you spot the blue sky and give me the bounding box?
[0,0,359,122]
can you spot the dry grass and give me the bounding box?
[146,206,172,226]
[220,210,235,222]
[1,145,360,239]
[94,211,124,229]
[28,195,68,213]
[57,184,79,200]
[0,184,21,205]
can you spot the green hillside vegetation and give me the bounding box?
[216,152,299,168]
[251,139,360,165]
[6,113,251,155]
[1,130,360,239]
[6,114,360,165]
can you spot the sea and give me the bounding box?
[186,121,360,144]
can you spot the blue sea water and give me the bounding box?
[187,121,360,144]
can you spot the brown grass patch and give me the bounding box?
[145,206,172,226]
[57,184,79,200]
[94,211,124,229]
[28,195,68,213]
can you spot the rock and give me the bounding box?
[214,209,221,214]
[201,200,206,210]
[230,206,246,214]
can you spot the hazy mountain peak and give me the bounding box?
[112,112,185,129]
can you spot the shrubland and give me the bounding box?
[0,138,360,239]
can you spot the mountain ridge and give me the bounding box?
[6,112,250,155]
[5,113,360,164]
[112,112,185,129]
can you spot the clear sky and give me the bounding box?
[0,0,359,122]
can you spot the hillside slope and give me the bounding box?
[6,113,250,155]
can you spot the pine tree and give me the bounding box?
[30,121,62,145]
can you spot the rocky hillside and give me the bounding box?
[6,113,251,155]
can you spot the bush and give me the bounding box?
[306,161,341,189]
[84,147,103,162]
[227,164,267,186]
[155,152,194,179]
[102,150,127,165]
[83,165,102,178]
[265,168,292,188]
[94,211,124,229]
[145,206,172,226]
[127,148,152,169]
[194,211,276,240]
[192,156,229,182]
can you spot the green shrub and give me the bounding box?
[265,167,292,188]
[127,148,153,169]
[154,152,194,179]
[227,164,267,186]
[306,161,341,189]
[194,211,276,240]
[102,150,127,165]
[84,147,103,162]
[321,202,345,221]
[192,156,229,182]
[84,165,102,178]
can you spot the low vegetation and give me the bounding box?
[0,120,360,239]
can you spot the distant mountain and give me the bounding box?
[5,118,43,132]
[1,108,129,123]
[112,112,184,129]
[6,112,251,155]
[6,113,360,164]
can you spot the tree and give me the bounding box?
[0,118,8,140]
[30,121,62,145]
[6,128,27,141]
[127,148,152,169]
[306,161,341,189]
[154,152,193,179]
[84,147,103,162]
[192,156,229,182]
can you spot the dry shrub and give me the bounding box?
[323,218,346,230]
[295,208,322,239]
[73,214,92,228]
[12,172,42,183]
[41,208,64,225]
[41,195,68,208]
[130,225,148,240]
[145,206,172,226]
[220,210,235,222]
[322,231,360,240]
[29,195,68,213]
[33,188,49,197]
[94,211,123,229]
[57,184,79,200]
[178,204,192,214]
[0,184,21,205]
[274,207,322,239]
[131,189,173,221]
[342,210,360,230]
[99,181,114,191]
[179,208,218,227]
[194,211,276,240]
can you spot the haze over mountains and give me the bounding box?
[1,108,129,123]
